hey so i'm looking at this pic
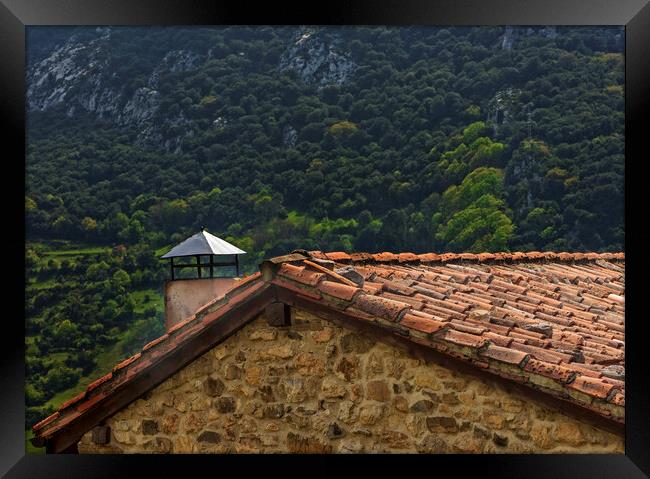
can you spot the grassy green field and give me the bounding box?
[42,246,110,256]
[155,244,172,257]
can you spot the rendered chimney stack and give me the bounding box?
[159,229,246,331]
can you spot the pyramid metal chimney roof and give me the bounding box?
[160,229,246,259]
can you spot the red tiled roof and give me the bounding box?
[267,250,625,424]
[33,250,625,451]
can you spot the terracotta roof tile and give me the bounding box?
[361,281,384,294]
[399,313,448,335]
[449,321,488,336]
[601,377,625,389]
[509,342,574,364]
[523,358,577,383]
[477,253,496,261]
[479,343,529,366]
[373,277,417,296]
[32,412,60,432]
[434,328,489,349]
[568,376,615,400]
[397,252,419,263]
[303,250,324,259]
[324,251,351,262]
[507,331,549,348]
[418,253,441,262]
[271,277,322,300]
[372,252,399,262]
[345,252,371,262]
[86,372,113,393]
[380,291,425,310]
[344,306,380,322]
[566,363,604,378]
[352,293,411,322]
[482,331,514,348]
[142,334,169,352]
[112,352,142,373]
[609,390,625,406]
[422,305,465,321]
[277,263,326,287]
[318,280,362,302]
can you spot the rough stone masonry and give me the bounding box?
[78,308,624,454]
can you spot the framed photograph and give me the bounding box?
[3,0,649,476]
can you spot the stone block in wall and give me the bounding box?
[530,423,554,449]
[335,356,361,382]
[366,380,391,402]
[141,437,172,453]
[340,333,374,354]
[327,422,346,439]
[197,430,222,444]
[393,396,409,413]
[312,327,334,343]
[256,345,294,361]
[358,403,384,426]
[426,416,458,433]
[113,430,137,445]
[224,363,242,380]
[380,430,410,449]
[244,365,263,386]
[492,432,509,447]
[262,404,285,418]
[451,435,486,454]
[286,432,332,454]
[203,375,225,397]
[365,353,384,377]
[160,414,179,435]
[321,377,347,398]
[141,419,158,435]
[295,352,327,377]
[416,434,451,453]
[215,396,237,413]
[183,412,207,433]
[340,438,364,453]
[552,422,586,447]
[409,399,436,413]
[249,328,278,341]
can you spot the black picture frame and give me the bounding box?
[2,0,648,476]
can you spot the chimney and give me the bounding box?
[159,229,246,332]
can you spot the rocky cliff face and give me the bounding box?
[27,29,205,152]
[279,28,357,87]
[27,28,114,114]
[501,26,559,51]
[27,27,357,153]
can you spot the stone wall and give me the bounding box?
[78,308,624,454]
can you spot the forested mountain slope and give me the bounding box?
[27,26,624,265]
[25,26,624,432]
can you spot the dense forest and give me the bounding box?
[25,26,624,435]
